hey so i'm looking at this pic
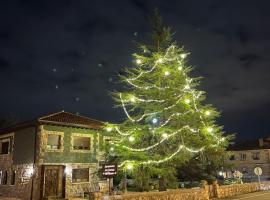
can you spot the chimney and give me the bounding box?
[259,138,264,147]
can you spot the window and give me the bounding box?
[73,136,91,150]
[229,155,235,160]
[47,134,61,149]
[252,152,260,160]
[1,171,7,185]
[242,168,248,174]
[240,153,247,161]
[10,170,15,185]
[0,138,10,155]
[72,168,89,183]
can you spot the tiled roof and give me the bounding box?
[38,111,104,129]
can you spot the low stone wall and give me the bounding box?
[108,188,209,200]
[89,181,270,200]
[216,181,270,198]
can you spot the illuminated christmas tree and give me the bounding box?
[105,13,229,190]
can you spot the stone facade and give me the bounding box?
[0,111,109,200]
[226,139,270,182]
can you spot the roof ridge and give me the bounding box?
[38,110,65,120]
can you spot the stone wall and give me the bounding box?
[89,181,270,200]
[215,181,270,198]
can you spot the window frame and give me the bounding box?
[10,170,15,186]
[240,153,247,161]
[44,130,64,152]
[252,152,260,160]
[71,168,90,183]
[71,133,92,153]
[0,138,11,155]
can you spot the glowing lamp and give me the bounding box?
[157,58,163,63]
[162,133,168,138]
[180,54,187,59]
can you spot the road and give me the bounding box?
[220,190,270,200]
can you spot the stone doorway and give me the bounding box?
[41,165,65,199]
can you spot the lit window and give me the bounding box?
[73,136,91,150]
[240,153,247,161]
[47,135,61,149]
[252,152,260,160]
[72,168,89,183]
[0,138,10,155]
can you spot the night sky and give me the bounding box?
[0,0,269,141]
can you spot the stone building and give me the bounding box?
[0,111,110,199]
[226,137,270,182]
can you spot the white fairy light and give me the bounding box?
[126,163,133,170]
[184,98,191,104]
[164,71,170,76]
[205,110,211,116]
[162,133,168,138]
[178,66,183,71]
[128,136,135,142]
[136,59,142,64]
[152,118,158,124]
[207,127,213,133]
[157,58,163,63]
[110,147,114,151]
[106,127,113,132]
[180,54,187,59]
[184,85,190,90]
[130,96,136,103]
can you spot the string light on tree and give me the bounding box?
[106,127,113,132]
[105,20,229,175]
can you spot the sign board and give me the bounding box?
[102,164,117,178]
[254,167,262,176]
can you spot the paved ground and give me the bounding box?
[220,190,270,200]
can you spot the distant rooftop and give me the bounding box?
[229,137,270,151]
[0,111,104,134]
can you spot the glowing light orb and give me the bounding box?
[129,136,135,142]
[136,59,142,64]
[207,127,213,133]
[152,118,158,124]
[126,163,133,170]
[106,127,113,132]
[164,71,170,76]
[180,54,187,59]
[184,99,191,104]
[157,58,163,63]
[162,133,168,138]
[205,110,211,116]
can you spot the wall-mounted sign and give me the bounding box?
[102,164,117,178]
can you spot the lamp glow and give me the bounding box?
[130,96,136,103]
[178,66,182,71]
[157,58,163,63]
[180,54,187,59]
[162,133,168,138]
[126,163,133,170]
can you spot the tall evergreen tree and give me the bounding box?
[105,12,230,190]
